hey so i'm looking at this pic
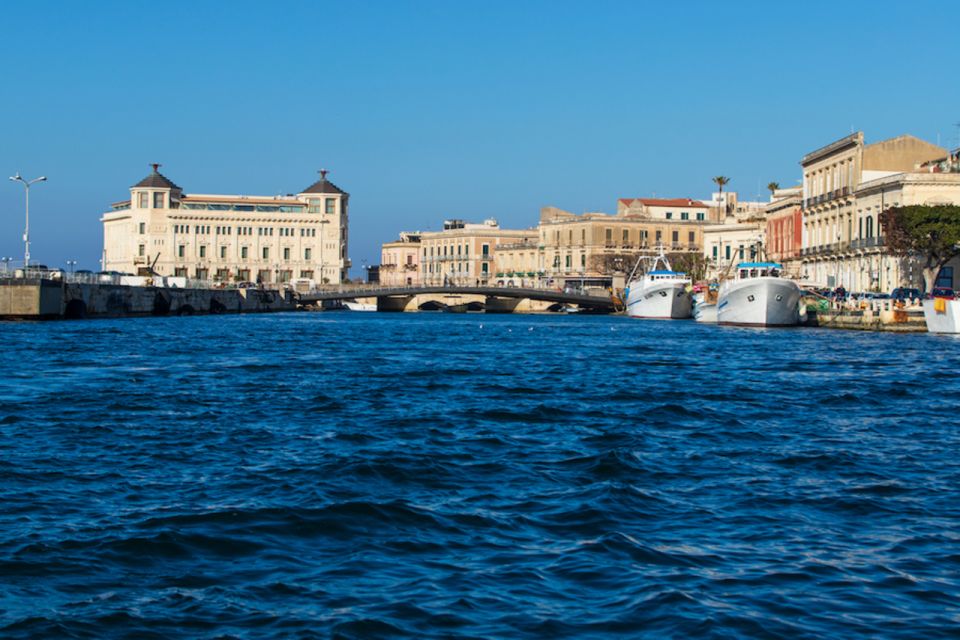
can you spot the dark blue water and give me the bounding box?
[1,313,958,638]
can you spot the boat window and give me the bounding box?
[771,269,780,277]
[739,270,748,279]
[749,269,758,278]
[760,269,769,277]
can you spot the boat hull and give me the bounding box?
[693,302,718,323]
[626,282,692,319]
[718,278,801,327]
[923,298,960,333]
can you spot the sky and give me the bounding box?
[1,0,959,274]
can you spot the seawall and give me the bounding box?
[0,279,295,320]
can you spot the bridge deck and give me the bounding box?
[298,286,617,309]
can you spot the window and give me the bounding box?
[153,192,164,208]
[712,245,718,259]
[665,212,673,219]
[605,228,612,244]
[199,246,206,258]
[325,198,336,214]
[672,231,679,242]
[696,212,705,221]
[725,245,731,260]
[178,245,185,258]
[936,266,954,288]
[865,216,874,238]
[482,244,490,257]
[622,229,629,244]
[262,247,269,259]
[655,230,662,242]
[738,245,744,259]
[220,246,227,259]
[301,270,314,279]
[681,212,689,220]
[138,244,145,256]
[688,231,695,243]
[283,248,290,261]
[241,246,248,259]
[139,222,146,234]
[581,229,586,244]
[482,263,489,274]
[305,248,312,260]
[565,255,571,268]
[580,254,586,267]
[138,192,149,208]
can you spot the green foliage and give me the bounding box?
[880,205,960,268]
[712,176,731,190]
[767,181,780,193]
[669,252,708,282]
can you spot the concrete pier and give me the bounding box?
[0,278,295,320]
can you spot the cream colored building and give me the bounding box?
[493,238,541,286]
[836,171,960,291]
[380,232,421,287]
[799,132,944,288]
[539,201,709,286]
[101,165,350,285]
[702,219,765,280]
[419,219,537,286]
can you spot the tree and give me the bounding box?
[879,204,960,292]
[767,181,780,194]
[712,176,731,217]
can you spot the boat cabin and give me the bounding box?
[736,262,783,279]
[646,269,687,281]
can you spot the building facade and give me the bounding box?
[764,187,803,271]
[419,219,537,286]
[702,219,765,280]
[539,202,708,286]
[379,232,421,287]
[102,166,350,285]
[799,132,945,288]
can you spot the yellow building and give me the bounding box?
[419,219,537,286]
[380,232,421,287]
[538,200,709,286]
[800,132,944,288]
[101,165,350,285]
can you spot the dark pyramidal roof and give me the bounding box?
[133,164,181,190]
[301,169,347,195]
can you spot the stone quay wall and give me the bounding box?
[0,279,294,320]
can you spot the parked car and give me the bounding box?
[891,287,923,302]
[931,287,955,299]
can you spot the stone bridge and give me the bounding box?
[297,285,619,313]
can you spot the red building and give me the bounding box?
[765,190,803,262]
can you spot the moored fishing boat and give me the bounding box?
[692,285,718,323]
[624,247,693,319]
[717,262,801,327]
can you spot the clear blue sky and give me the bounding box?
[1,1,958,273]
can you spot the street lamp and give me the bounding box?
[66,260,77,275]
[9,173,47,272]
[1,257,12,275]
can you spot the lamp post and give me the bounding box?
[1,257,12,275]
[9,173,47,272]
[66,260,77,275]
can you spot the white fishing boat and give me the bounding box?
[343,301,377,312]
[717,262,801,327]
[692,290,718,323]
[624,247,693,319]
[922,297,960,333]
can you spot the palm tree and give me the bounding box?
[712,176,731,217]
[767,181,780,195]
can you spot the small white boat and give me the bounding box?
[692,291,718,323]
[923,297,960,333]
[717,262,801,327]
[624,247,693,319]
[343,301,377,312]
